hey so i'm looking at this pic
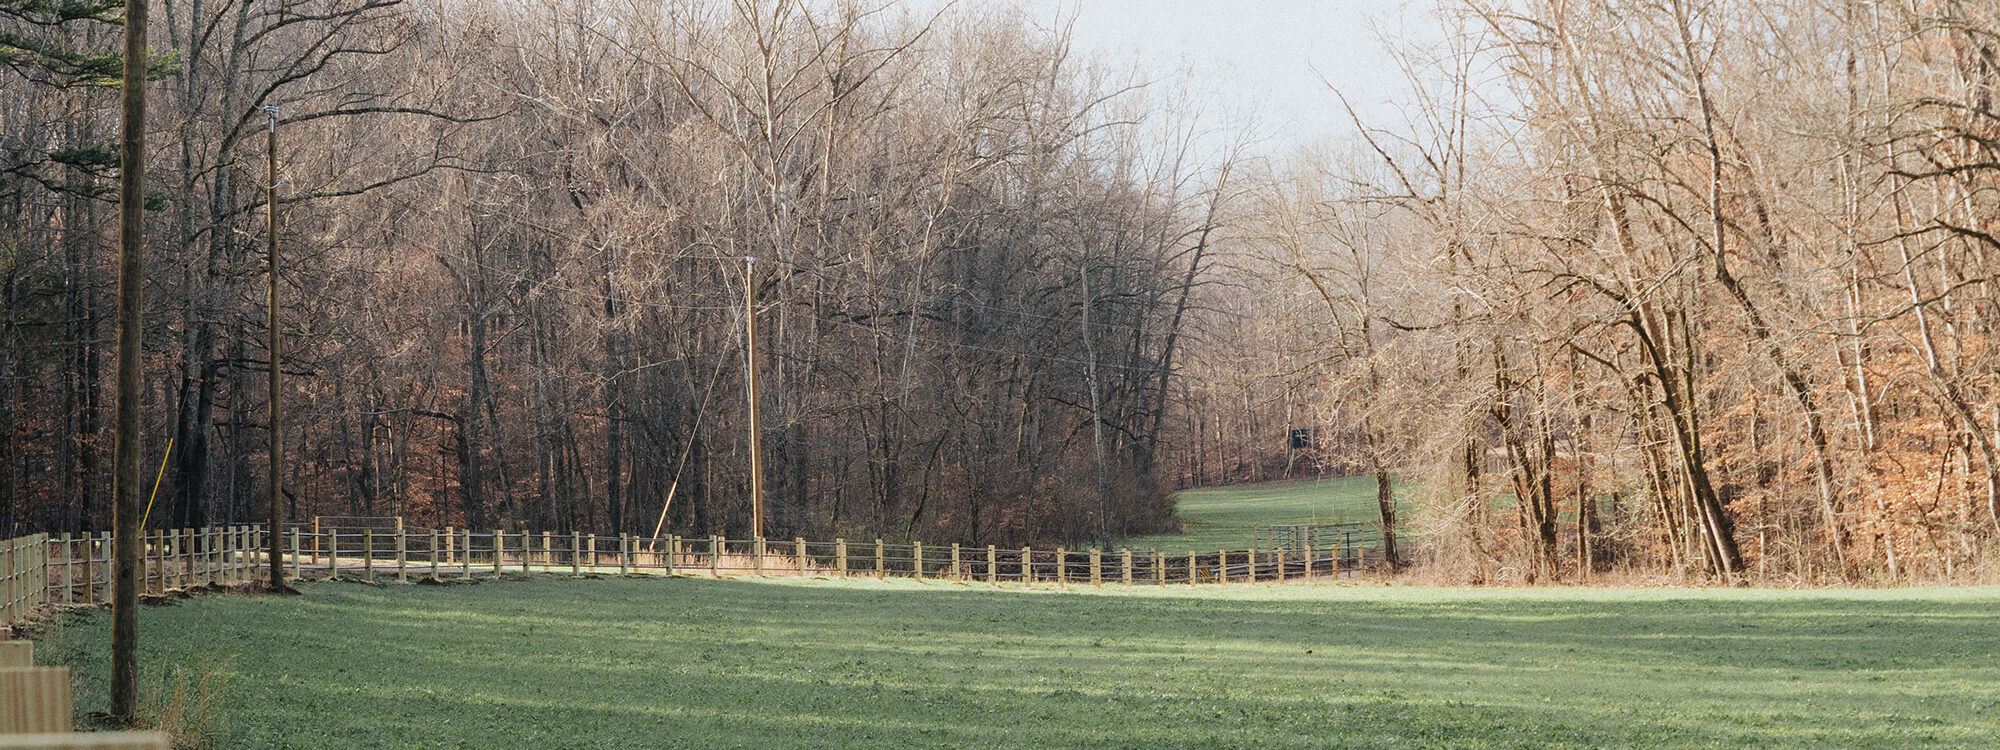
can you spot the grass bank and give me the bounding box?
[45,576,2000,748]
[1116,476,1416,552]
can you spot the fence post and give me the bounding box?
[540,532,551,572]
[492,530,504,576]
[587,535,599,574]
[155,530,167,593]
[1021,547,1032,585]
[620,534,632,575]
[57,533,71,605]
[163,529,176,590]
[709,536,721,577]
[951,544,961,580]
[986,545,997,584]
[6,537,16,620]
[1056,547,1066,587]
[194,528,208,586]
[94,531,105,598]
[99,532,112,601]
[363,529,376,582]
[795,538,807,578]
[835,539,847,578]
[1304,542,1314,578]
[180,529,193,589]
[80,534,95,604]
[75,535,89,604]
[1090,549,1102,586]
[668,535,681,575]
[913,542,924,581]
[325,526,340,580]
[1248,548,1258,582]
[874,539,885,579]
[572,532,583,575]
[1276,548,1286,582]
[397,527,409,583]
[1122,550,1133,586]
[752,537,765,577]
[1155,551,1166,585]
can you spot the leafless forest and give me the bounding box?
[7,0,2000,583]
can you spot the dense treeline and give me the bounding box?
[1210,0,2000,583]
[17,0,2000,585]
[1,0,1230,547]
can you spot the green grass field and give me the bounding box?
[1115,477,1416,552]
[43,577,2000,749]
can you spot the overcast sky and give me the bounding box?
[1000,0,1433,157]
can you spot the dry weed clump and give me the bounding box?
[140,656,234,750]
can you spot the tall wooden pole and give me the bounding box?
[743,257,764,539]
[110,0,149,720]
[266,105,287,591]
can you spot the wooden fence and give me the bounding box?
[0,638,168,747]
[282,527,1375,587]
[1,525,1380,630]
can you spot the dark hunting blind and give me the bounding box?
[1289,428,1317,451]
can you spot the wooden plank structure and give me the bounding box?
[0,641,167,747]
[0,667,70,734]
[0,734,170,749]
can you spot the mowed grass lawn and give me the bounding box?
[46,576,2000,749]
[1116,477,1416,552]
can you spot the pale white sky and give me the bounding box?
[1005,0,1434,157]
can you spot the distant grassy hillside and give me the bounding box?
[1114,476,1416,553]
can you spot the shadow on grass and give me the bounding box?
[53,576,2000,749]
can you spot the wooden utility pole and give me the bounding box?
[265,105,288,591]
[743,256,764,538]
[110,0,149,720]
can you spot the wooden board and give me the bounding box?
[0,641,32,667]
[0,732,169,749]
[0,666,71,734]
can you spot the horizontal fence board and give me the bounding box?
[0,666,72,734]
[0,641,32,667]
[0,733,170,750]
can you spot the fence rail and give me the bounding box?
[0,525,1381,629]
